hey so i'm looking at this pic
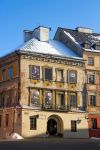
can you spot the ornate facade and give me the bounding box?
[0,26,89,138]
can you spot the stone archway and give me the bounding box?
[47,115,63,137]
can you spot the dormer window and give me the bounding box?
[93,43,100,50]
[81,42,90,49]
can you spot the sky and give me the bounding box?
[0,0,100,56]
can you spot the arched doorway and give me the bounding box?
[47,115,63,137]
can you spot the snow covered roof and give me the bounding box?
[18,38,82,59]
[56,27,100,53]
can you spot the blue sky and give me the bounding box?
[0,0,100,56]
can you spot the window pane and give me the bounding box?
[30,118,37,130]
[68,70,77,83]
[2,69,6,81]
[88,57,94,65]
[44,68,52,80]
[69,93,77,107]
[44,91,52,105]
[31,66,40,79]
[31,90,40,105]
[88,74,95,84]
[56,70,63,82]
[5,114,9,127]
[71,120,77,132]
[91,118,97,129]
[0,93,4,107]
[90,95,96,106]
[8,67,13,79]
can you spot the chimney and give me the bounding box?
[23,26,50,43]
[23,30,33,43]
[32,26,50,41]
[75,27,93,33]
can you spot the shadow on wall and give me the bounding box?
[22,128,90,139]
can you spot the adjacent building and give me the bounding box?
[54,27,100,137]
[0,26,89,138]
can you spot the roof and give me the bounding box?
[18,38,82,59]
[58,27,100,52]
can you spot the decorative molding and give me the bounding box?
[22,55,84,68]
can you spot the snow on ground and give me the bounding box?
[91,137,100,140]
[7,133,24,140]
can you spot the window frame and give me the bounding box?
[88,57,94,66]
[29,65,40,80]
[91,118,97,129]
[69,93,77,108]
[87,73,95,84]
[43,67,53,81]
[71,120,77,132]
[90,95,96,106]
[68,70,77,84]
[5,114,9,127]
[31,89,40,105]
[2,68,6,81]
[8,66,13,80]
[44,90,52,105]
[56,69,64,82]
[30,117,37,130]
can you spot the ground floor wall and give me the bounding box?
[0,108,89,139]
[21,109,89,138]
[88,114,100,138]
[0,108,22,138]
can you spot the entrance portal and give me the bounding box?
[47,115,63,137]
[47,119,57,135]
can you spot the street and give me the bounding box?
[0,138,100,150]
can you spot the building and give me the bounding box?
[54,27,100,137]
[0,26,89,138]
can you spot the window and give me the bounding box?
[71,120,77,132]
[95,45,100,50]
[44,91,52,105]
[31,89,40,105]
[44,68,52,81]
[88,57,94,65]
[58,93,65,106]
[87,74,95,84]
[69,93,77,108]
[2,69,6,81]
[6,90,12,107]
[68,70,77,83]
[91,118,97,129]
[0,93,4,107]
[30,117,37,130]
[5,114,9,127]
[0,115,2,127]
[56,69,64,82]
[29,65,40,79]
[90,95,96,106]
[8,67,13,79]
